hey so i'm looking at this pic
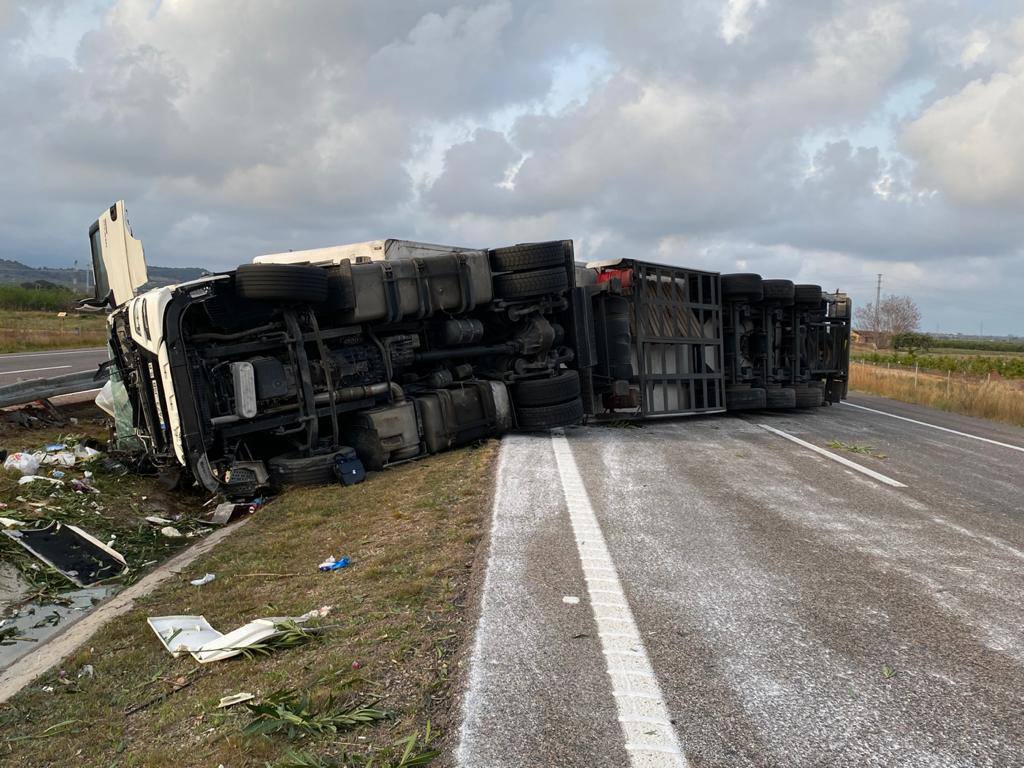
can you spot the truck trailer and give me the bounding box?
[85,201,851,495]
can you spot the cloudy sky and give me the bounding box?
[2,1,1023,334]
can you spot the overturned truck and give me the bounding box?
[87,201,850,494]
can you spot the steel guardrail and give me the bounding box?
[0,368,108,408]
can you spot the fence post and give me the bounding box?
[946,370,950,396]
[914,363,919,387]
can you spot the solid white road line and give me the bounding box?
[0,348,105,360]
[758,423,908,488]
[842,401,1024,454]
[551,430,689,768]
[0,365,72,376]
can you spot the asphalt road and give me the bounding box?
[457,395,1024,767]
[0,347,108,382]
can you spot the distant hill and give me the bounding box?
[0,259,208,291]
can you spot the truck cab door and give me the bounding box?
[87,200,149,307]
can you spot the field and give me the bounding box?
[850,361,1024,427]
[852,348,1024,380]
[0,309,107,353]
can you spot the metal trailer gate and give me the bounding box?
[630,261,726,416]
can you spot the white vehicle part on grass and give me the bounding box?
[147,614,306,663]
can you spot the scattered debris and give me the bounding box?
[318,556,350,572]
[562,595,580,605]
[333,448,366,486]
[147,614,318,664]
[17,475,63,486]
[144,515,174,526]
[217,692,255,708]
[296,605,333,621]
[200,501,258,526]
[160,526,184,539]
[189,573,216,587]
[41,451,75,468]
[2,522,127,586]
[0,517,26,528]
[77,664,94,678]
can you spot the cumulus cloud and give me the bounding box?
[1,0,1022,333]
[903,47,1024,209]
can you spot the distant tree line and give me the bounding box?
[0,282,86,312]
[929,338,1024,353]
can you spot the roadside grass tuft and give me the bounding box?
[826,439,887,459]
[0,438,498,767]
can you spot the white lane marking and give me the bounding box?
[551,430,688,768]
[0,348,105,360]
[842,401,1024,454]
[0,365,72,376]
[758,423,907,488]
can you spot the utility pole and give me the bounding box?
[874,273,882,343]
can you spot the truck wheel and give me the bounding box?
[513,370,581,407]
[794,386,824,408]
[725,386,767,411]
[761,279,795,304]
[794,284,822,306]
[515,397,584,431]
[236,263,329,303]
[267,451,337,487]
[494,267,569,300]
[489,242,567,273]
[722,273,764,302]
[765,386,796,409]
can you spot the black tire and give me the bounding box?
[794,284,822,306]
[494,267,569,300]
[489,242,567,273]
[513,370,581,407]
[516,397,584,431]
[236,263,329,303]
[765,386,796,409]
[725,386,767,411]
[761,279,795,304]
[722,273,764,302]
[794,386,824,408]
[267,451,338,487]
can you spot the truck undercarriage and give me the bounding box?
[89,202,851,495]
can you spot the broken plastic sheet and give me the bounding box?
[147,615,292,664]
[3,522,127,586]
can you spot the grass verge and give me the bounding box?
[850,361,1024,427]
[0,438,498,767]
[0,310,107,353]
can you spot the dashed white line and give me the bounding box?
[551,429,688,768]
[0,365,72,376]
[842,401,1024,454]
[758,423,908,488]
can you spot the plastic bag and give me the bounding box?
[4,452,40,476]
